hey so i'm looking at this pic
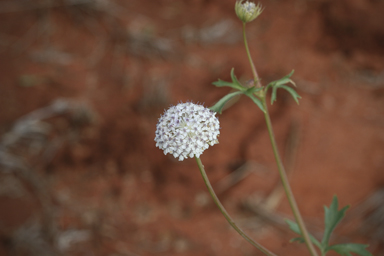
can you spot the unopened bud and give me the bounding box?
[235,1,263,23]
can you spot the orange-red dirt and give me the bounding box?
[0,0,383,256]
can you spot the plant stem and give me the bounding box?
[243,22,261,88]
[241,19,318,256]
[261,100,319,256]
[195,157,278,256]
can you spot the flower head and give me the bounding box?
[235,1,263,23]
[155,102,220,161]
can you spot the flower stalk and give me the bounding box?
[195,157,277,256]
[243,22,261,88]
[240,13,319,256]
[262,100,319,256]
[155,2,371,256]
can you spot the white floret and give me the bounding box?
[154,102,220,161]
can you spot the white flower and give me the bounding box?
[155,102,220,161]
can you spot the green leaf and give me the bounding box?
[265,82,274,93]
[268,70,295,88]
[279,70,295,86]
[209,91,243,114]
[230,68,242,88]
[328,243,372,256]
[212,79,243,91]
[266,70,297,104]
[285,219,323,250]
[212,79,235,87]
[271,85,278,104]
[287,197,372,256]
[212,68,244,91]
[290,237,305,244]
[265,81,275,93]
[244,86,263,96]
[322,196,350,248]
[274,76,293,87]
[279,85,301,104]
[247,94,265,112]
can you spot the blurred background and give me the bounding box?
[0,0,383,255]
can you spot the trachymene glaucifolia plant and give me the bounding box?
[155,1,372,256]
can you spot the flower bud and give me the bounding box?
[155,102,220,161]
[235,1,263,23]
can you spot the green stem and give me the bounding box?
[242,18,318,256]
[243,22,261,88]
[261,100,319,256]
[195,157,278,256]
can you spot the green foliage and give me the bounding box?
[209,91,243,114]
[322,196,350,248]
[245,91,264,112]
[265,70,300,104]
[211,68,265,113]
[328,244,372,256]
[286,220,322,249]
[286,196,372,256]
[212,68,244,91]
[211,69,301,114]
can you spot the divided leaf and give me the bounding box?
[230,68,242,89]
[209,91,243,114]
[271,85,278,104]
[244,86,265,112]
[266,70,299,105]
[286,196,372,256]
[328,244,372,256]
[212,79,238,88]
[247,94,265,112]
[275,70,295,87]
[285,219,322,250]
[279,85,301,104]
[211,68,265,113]
[265,70,295,91]
[212,68,244,91]
[322,196,350,248]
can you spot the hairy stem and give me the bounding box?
[195,157,278,256]
[262,100,319,256]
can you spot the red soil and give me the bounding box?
[0,0,383,255]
